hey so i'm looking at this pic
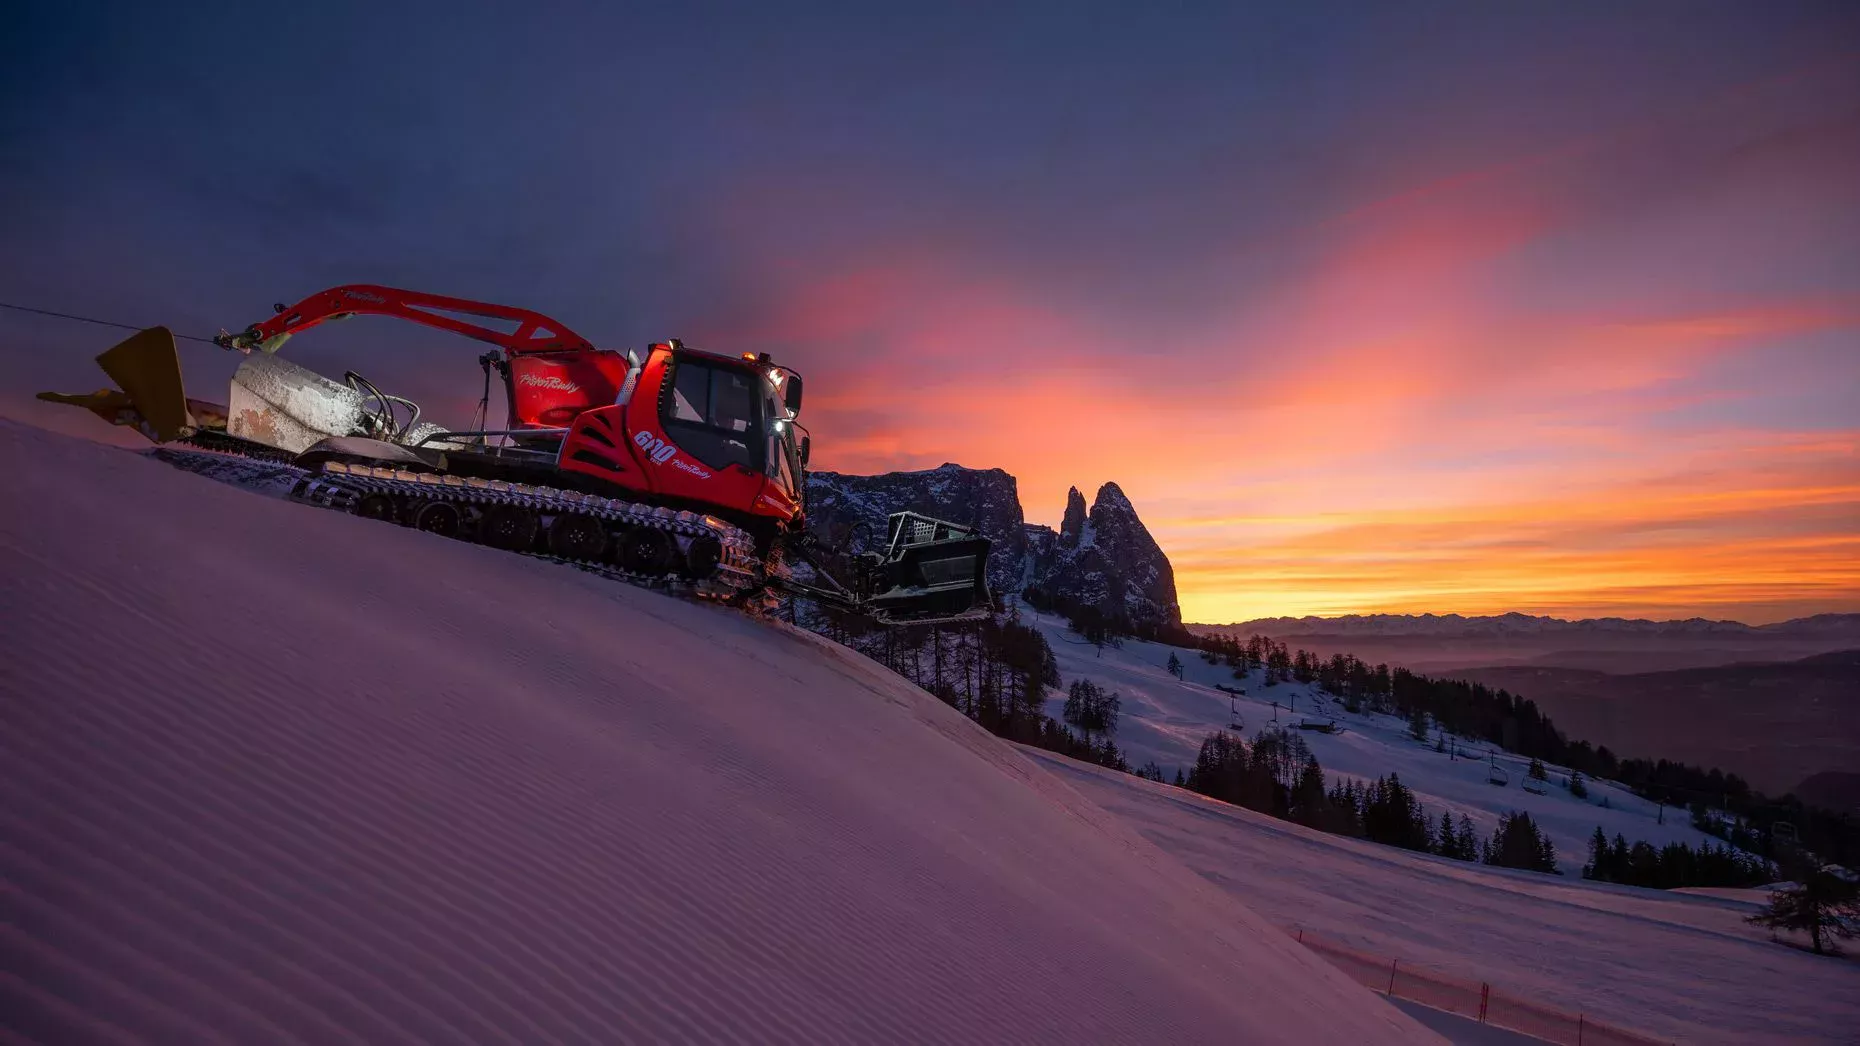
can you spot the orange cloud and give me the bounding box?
[694,69,1860,624]
[1164,440,1860,624]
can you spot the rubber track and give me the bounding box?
[298,462,762,602]
[146,446,765,608]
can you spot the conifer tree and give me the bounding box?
[1583,826,1609,880]
[1627,841,1661,885]
[1062,679,1096,741]
[1747,869,1859,955]
[1361,773,1432,852]
[1062,679,1119,743]
[1485,811,1557,873]
[1166,652,1184,679]
[1097,689,1121,738]
[1434,812,1457,857]
[1186,731,1250,805]
[1582,830,1773,889]
[1265,646,1292,686]
[1292,754,1327,827]
[1456,815,1478,861]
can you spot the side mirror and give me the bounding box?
[800,435,811,466]
[784,375,804,415]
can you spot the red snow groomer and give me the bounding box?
[40,284,992,625]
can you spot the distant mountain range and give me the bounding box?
[1454,651,1860,796]
[1793,771,1860,816]
[1202,611,1860,637]
[1193,613,1860,795]
[1192,612,1860,673]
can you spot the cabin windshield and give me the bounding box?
[671,362,755,433]
[665,358,757,471]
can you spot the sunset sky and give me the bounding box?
[4,2,1856,624]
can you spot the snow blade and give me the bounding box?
[37,327,201,443]
[97,327,195,442]
[862,512,993,624]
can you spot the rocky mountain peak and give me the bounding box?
[1059,487,1088,549]
[1092,482,1133,514]
[1030,482,1180,634]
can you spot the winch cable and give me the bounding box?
[0,300,218,344]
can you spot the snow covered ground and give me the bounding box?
[1026,608,1742,877]
[1023,749,1860,1045]
[0,421,1439,1044]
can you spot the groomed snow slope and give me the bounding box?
[0,421,1439,1045]
[1029,609,1737,877]
[1024,750,1860,1045]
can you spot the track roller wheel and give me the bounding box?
[547,513,608,560]
[683,534,722,579]
[618,527,674,575]
[480,504,540,551]
[356,493,400,523]
[413,500,464,538]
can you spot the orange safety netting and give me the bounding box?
[1289,927,1674,1046]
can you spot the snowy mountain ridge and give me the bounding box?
[1199,611,1860,637]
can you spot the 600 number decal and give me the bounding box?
[632,430,677,464]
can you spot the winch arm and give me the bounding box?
[214,284,596,358]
